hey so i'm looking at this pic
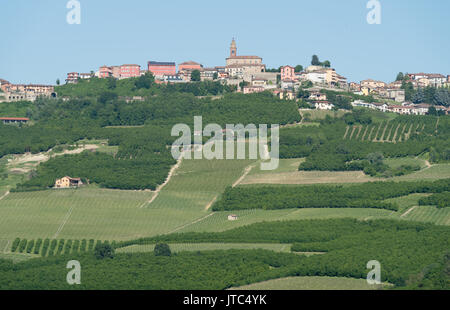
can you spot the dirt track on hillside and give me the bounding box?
[9,145,99,166]
[0,191,10,201]
[139,155,184,209]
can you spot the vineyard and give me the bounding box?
[0,95,448,290]
[231,276,387,290]
[401,206,450,225]
[343,116,439,143]
[9,237,114,257]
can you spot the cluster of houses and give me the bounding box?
[350,74,450,103]
[1,38,449,116]
[351,100,449,115]
[62,39,450,114]
[64,39,349,101]
[243,63,348,100]
[0,79,55,103]
[299,86,450,115]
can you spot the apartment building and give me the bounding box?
[148,61,176,78]
[119,64,141,79]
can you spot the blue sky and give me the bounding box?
[0,0,449,85]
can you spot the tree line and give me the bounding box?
[2,218,448,289]
[210,178,449,211]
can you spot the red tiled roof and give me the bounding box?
[227,56,262,59]
[390,105,410,109]
[0,117,29,121]
[179,61,202,66]
[64,176,81,181]
[361,79,386,83]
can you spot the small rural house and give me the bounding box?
[314,100,334,110]
[0,117,29,124]
[54,176,83,189]
[228,214,238,221]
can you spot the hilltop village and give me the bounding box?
[1,39,449,122]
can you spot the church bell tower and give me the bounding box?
[230,38,237,57]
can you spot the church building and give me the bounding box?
[225,39,266,81]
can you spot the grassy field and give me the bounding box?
[0,239,10,253]
[301,108,397,124]
[0,156,26,194]
[117,243,295,254]
[230,276,388,290]
[247,158,305,174]
[240,158,449,185]
[76,139,119,155]
[300,109,347,121]
[392,164,450,181]
[0,253,38,263]
[382,193,450,225]
[177,208,394,233]
[401,206,450,226]
[384,157,427,169]
[384,193,428,214]
[241,170,371,185]
[242,158,372,185]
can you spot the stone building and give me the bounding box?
[54,176,83,189]
[225,39,266,82]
